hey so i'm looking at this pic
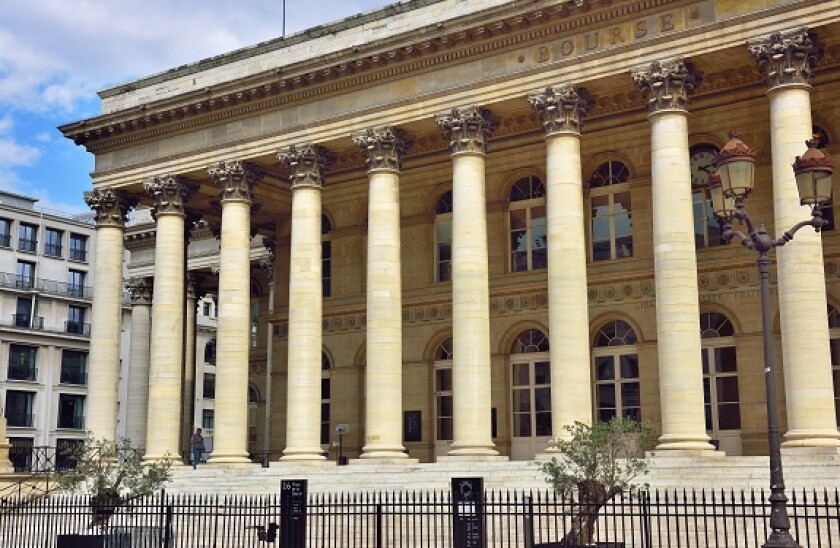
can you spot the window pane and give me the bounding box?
[702,348,710,374]
[535,388,551,412]
[531,208,546,250]
[321,378,330,400]
[534,362,550,385]
[438,242,451,262]
[619,355,639,379]
[716,376,740,403]
[514,414,532,437]
[597,384,615,408]
[598,409,616,422]
[437,417,453,440]
[705,402,713,431]
[510,209,527,230]
[621,382,640,408]
[511,251,528,272]
[536,412,552,436]
[531,248,547,270]
[595,357,614,380]
[436,369,452,392]
[716,347,737,373]
[513,388,531,413]
[718,403,741,430]
[513,363,529,387]
[830,339,840,364]
[437,395,453,417]
[622,408,641,421]
[591,195,610,261]
[438,262,451,282]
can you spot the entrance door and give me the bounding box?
[700,312,742,455]
[509,329,551,460]
[433,338,453,457]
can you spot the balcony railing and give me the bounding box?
[57,415,85,429]
[0,272,93,300]
[60,367,87,385]
[65,321,91,336]
[6,413,34,427]
[7,363,37,381]
[15,275,35,289]
[69,248,87,262]
[18,238,37,252]
[0,233,10,247]
[44,243,63,257]
[11,314,44,329]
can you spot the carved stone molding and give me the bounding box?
[528,85,594,135]
[435,105,498,155]
[208,159,260,202]
[632,59,699,113]
[83,188,137,228]
[352,126,413,172]
[278,143,334,189]
[144,175,192,216]
[748,28,821,89]
[125,277,153,306]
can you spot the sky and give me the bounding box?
[0,0,392,214]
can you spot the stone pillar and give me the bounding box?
[352,126,412,459]
[633,60,715,452]
[143,175,191,462]
[749,29,840,447]
[528,85,594,443]
[436,106,500,458]
[0,414,13,473]
[83,188,135,440]
[125,277,153,450]
[278,144,332,461]
[181,275,199,450]
[207,161,260,464]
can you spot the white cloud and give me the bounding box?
[0,116,41,167]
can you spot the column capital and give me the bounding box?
[632,59,699,114]
[435,105,498,155]
[352,126,413,172]
[144,175,193,217]
[278,143,334,190]
[125,277,153,306]
[748,28,821,89]
[208,159,260,203]
[83,188,137,228]
[528,85,594,136]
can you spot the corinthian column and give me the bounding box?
[181,274,199,451]
[144,175,191,462]
[633,61,715,452]
[528,85,594,443]
[436,106,500,458]
[207,161,260,464]
[353,126,412,460]
[279,144,332,461]
[83,188,136,440]
[749,29,840,448]
[125,277,153,450]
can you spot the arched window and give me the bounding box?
[592,320,639,422]
[700,312,741,452]
[204,339,216,365]
[510,329,551,449]
[588,161,632,261]
[434,338,454,449]
[509,176,546,272]
[434,191,453,282]
[690,143,725,249]
[322,215,332,297]
[829,305,840,426]
[321,352,331,445]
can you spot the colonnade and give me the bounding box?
[83,28,839,463]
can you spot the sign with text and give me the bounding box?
[403,410,421,442]
[452,477,485,548]
[280,479,307,548]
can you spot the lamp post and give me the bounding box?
[709,131,834,548]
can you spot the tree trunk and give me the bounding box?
[560,480,608,546]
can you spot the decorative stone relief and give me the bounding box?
[277,143,334,189]
[748,28,821,89]
[125,277,153,306]
[435,105,498,155]
[632,59,699,113]
[528,85,594,135]
[352,126,413,172]
[144,174,192,216]
[208,159,259,202]
[83,188,137,228]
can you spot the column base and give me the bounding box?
[437,455,509,462]
[655,434,716,452]
[207,453,252,465]
[782,429,840,448]
[350,458,420,465]
[446,441,499,458]
[143,454,185,466]
[360,444,409,460]
[281,447,327,461]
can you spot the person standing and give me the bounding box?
[190,428,205,469]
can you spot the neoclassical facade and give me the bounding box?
[61,0,840,464]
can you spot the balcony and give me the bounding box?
[44,243,63,257]
[65,321,91,336]
[0,272,93,300]
[57,415,85,429]
[7,363,37,381]
[69,248,87,262]
[0,233,10,247]
[12,314,44,329]
[18,238,37,253]
[15,275,35,289]
[60,367,87,385]
[6,413,34,427]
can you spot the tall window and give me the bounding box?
[202,409,215,430]
[67,305,87,335]
[0,217,11,247]
[67,270,86,298]
[58,395,85,429]
[434,191,453,282]
[44,228,63,257]
[593,320,640,421]
[5,391,35,427]
[588,161,632,261]
[18,223,37,253]
[321,352,331,445]
[434,338,454,442]
[203,373,216,399]
[509,176,547,272]
[204,339,217,364]
[69,233,88,262]
[8,345,37,381]
[60,350,87,385]
[14,296,37,329]
[16,260,34,289]
[322,215,332,298]
[829,305,840,426]
[700,312,740,438]
[510,329,551,438]
[690,144,724,248]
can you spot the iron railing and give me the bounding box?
[69,248,87,262]
[10,314,43,330]
[64,321,90,336]
[5,413,34,428]
[17,238,36,253]
[44,243,62,257]
[0,272,93,300]
[0,488,839,547]
[6,363,37,382]
[59,367,87,385]
[56,416,85,430]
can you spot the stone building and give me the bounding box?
[60,0,840,465]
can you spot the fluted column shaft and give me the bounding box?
[750,29,840,447]
[181,280,197,450]
[634,61,714,451]
[529,86,594,442]
[125,278,152,449]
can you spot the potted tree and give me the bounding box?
[539,418,656,547]
[55,436,172,547]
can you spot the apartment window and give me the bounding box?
[67,270,86,298]
[66,305,88,335]
[60,350,87,385]
[7,344,37,381]
[509,176,547,272]
[588,161,633,261]
[57,394,85,429]
[16,260,35,289]
[434,191,453,282]
[18,223,37,252]
[5,391,35,427]
[203,373,216,399]
[202,409,215,430]
[14,296,41,329]
[69,233,88,262]
[321,352,331,445]
[593,320,640,422]
[204,339,216,365]
[202,301,212,317]
[322,215,332,298]
[434,338,454,442]
[44,228,63,257]
[0,218,11,247]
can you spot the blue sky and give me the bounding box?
[0,0,392,214]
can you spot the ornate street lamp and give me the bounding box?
[709,131,833,548]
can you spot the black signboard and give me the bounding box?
[404,410,422,442]
[280,479,308,548]
[452,477,485,548]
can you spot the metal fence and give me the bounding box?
[1,488,839,547]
